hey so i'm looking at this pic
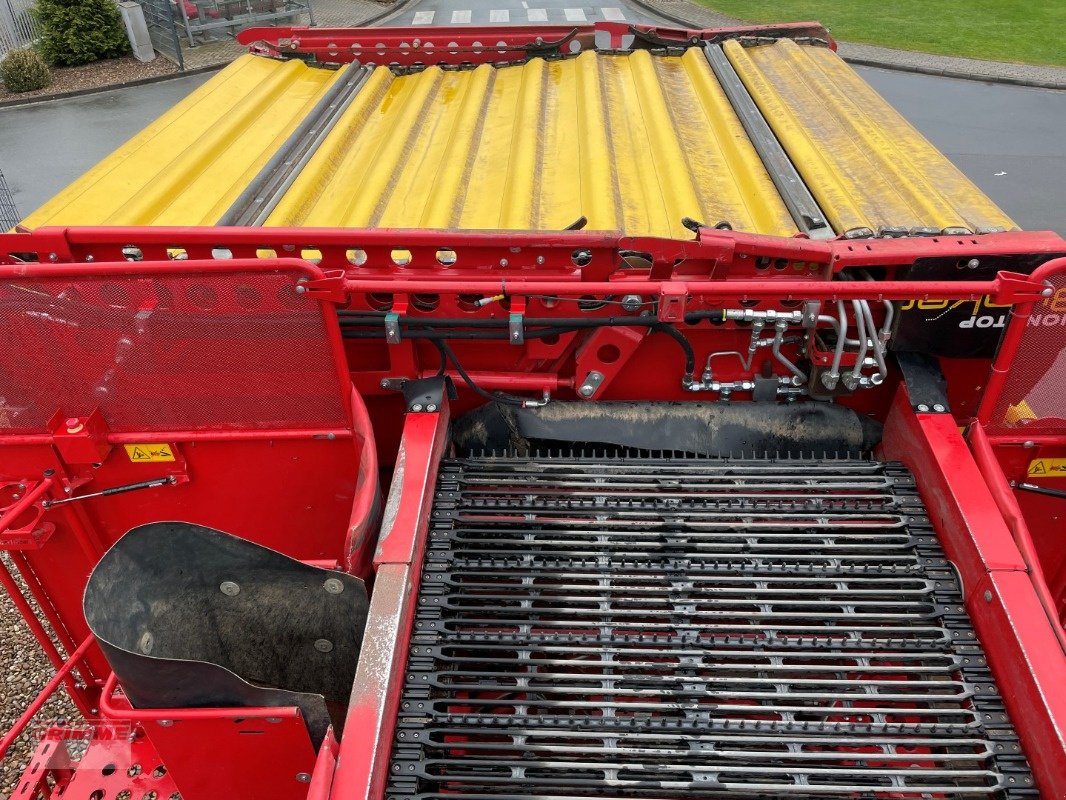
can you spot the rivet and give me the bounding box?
[158,720,173,727]
[220,581,240,596]
[932,404,946,412]
[983,590,993,602]
[296,773,311,783]
[324,578,344,594]
[314,638,334,653]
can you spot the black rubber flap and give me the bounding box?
[454,401,882,457]
[83,522,368,746]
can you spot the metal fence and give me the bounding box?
[136,0,184,69]
[0,0,41,57]
[0,168,20,231]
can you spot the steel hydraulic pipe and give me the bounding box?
[0,636,95,761]
[343,277,1030,302]
[0,429,354,447]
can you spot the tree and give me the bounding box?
[33,0,130,67]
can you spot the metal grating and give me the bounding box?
[986,269,1066,433]
[0,269,347,432]
[388,455,1036,799]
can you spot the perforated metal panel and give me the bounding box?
[986,271,1066,433]
[0,268,347,432]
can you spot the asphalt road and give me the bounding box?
[0,1,1063,235]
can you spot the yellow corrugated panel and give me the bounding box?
[22,55,340,228]
[724,39,1015,234]
[265,50,796,238]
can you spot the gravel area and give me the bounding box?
[0,555,78,799]
[633,0,1066,90]
[0,55,177,104]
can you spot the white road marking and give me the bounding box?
[451,8,472,23]
[412,9,435,24]
[527,7,547,20]
[564,7,586,21]
[601,6,625,20]
[521,1,528,7]
[489,8,509,22]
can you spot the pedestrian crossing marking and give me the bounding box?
[602,6,624,20]
[489,8,509,22]
[451,9,472,23]
[412,9,435,23]
[527,7,547,20]
[563,7,586,21]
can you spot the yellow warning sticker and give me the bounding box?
[1027,458,1066,478]
[124,444,175,463]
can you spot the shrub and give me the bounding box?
[33,0,130,67]
[0,47,52,93]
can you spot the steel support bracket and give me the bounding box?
[296,272,348,303]
[384,312,401,344]
[658,284,688,322]
[992,271,1054,304]
[401,377,454,414]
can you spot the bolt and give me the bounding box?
[295,284,306,294]
[932,403,946,412]
[916,404,929,412]
[1042,287,1054,297]
[324,578,344,594]
[158,720,173,727]
[499,258,508,267]
[48,252,58,262]
[621,294,642,312]
[984,590,993,602]
[535,256,545,265]
[426,404,438,412]
[296,773,311,783]
[411,403,423,412]
[579,385,594,398]
[314,638,334,653]
[139,632,153,654]
[380,379,390,389]
[219,581,240,596]
[1023,440,1035,448]
[966,258,980,269]
[85,254,94,262]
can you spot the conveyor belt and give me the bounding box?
[387,455,1036,799]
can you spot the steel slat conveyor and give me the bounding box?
[386,455,1037,799]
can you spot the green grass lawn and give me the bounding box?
[695,0,1066,66]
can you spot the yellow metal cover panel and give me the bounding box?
[22,55,341,228]
[22,43,1015,239]
[724,39,1015,235]
[266,50,796,238]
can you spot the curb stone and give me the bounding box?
[0,0,420,109]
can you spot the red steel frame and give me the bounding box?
[236,20,838,67]
[2,224,1066,797]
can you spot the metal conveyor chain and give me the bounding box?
[387,455,1036,799]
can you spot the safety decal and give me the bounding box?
[124,444,176,463]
